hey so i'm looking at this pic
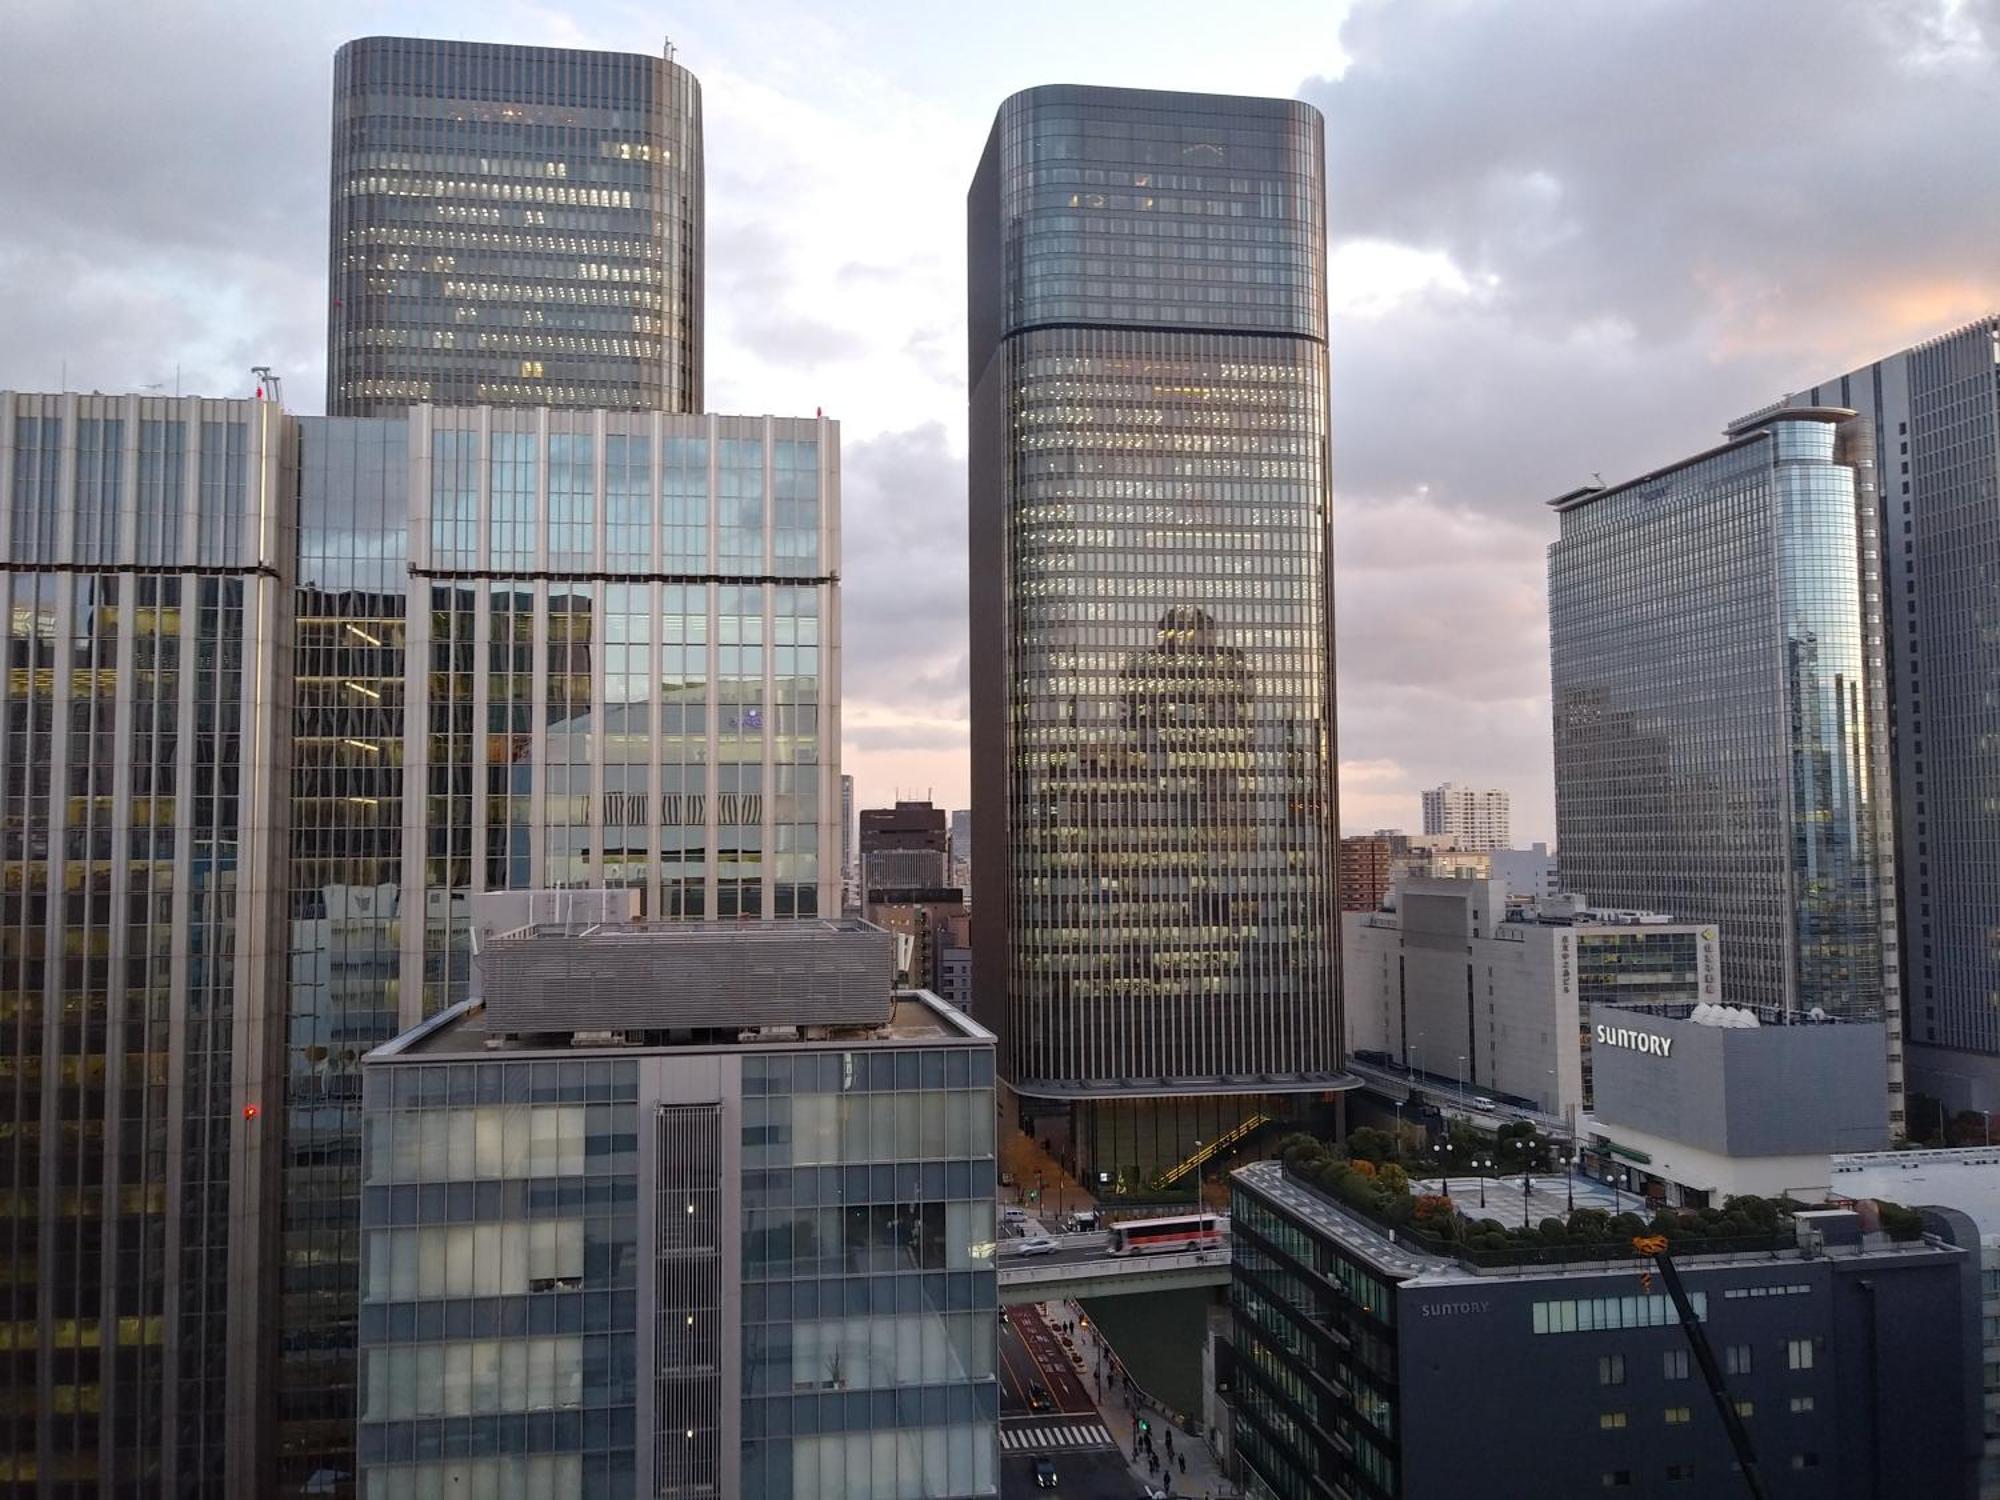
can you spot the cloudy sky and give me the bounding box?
[2,0,1996,843]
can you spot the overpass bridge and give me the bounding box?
[994,1231,1231,1304]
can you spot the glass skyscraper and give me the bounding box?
[1786,317,2000,1114]
[0,395,292,1496]
[327,37,703,416]
[966,87,1344,1192]
[278,407,842,1492]
[1547,407,1902,1125]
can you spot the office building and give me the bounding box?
[0,389,844,1492]
[1227,1157,1983,1500]
[864,886,968,991]
[1547,406,1902,1126]
[933,909,973,1017]
[949,808,972,894]
[1338,835,1394,913]
[1580,1002,1889,1205]
[859,799,949,892]
[1420,782,1511,851]
[1832,1147,2000,1497]
[967,86,1344,1191]
[840,774,855,907]
[1784,318,2000,1110]
[1490,842,1559,904]
[0,394,291,1494]
[281,404,842,1488]
[357,919,999,1499]
[1387,839,1487,888]
[327,37,704,416]
[1344,877,1720,1121]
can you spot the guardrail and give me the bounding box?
[996,1247,1230,1284]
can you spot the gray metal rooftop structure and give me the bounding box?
[476,916,895,1034]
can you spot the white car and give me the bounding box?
[1016,1235,1057,1256]
[1472,1097,1497,1111]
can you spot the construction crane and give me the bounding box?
[1633,1235,1768,1499]
[251,365,282,406]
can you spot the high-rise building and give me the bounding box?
[860,800,950,894]
[327,37,704,417]
[0,389,843,1493]
[1546,406,1901,1127]
[1419,782,1511,851]
[1490,841,1560,904]
[949,807,972,893]
[0,395,293,1494]
[357,919,998,1500]
[840,774,856,906]
[280,405,841,1489]
[1784,318,2000,1111]
[967,86,1345,1193]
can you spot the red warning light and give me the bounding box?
[243,1104,261,1120]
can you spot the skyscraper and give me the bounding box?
[279,405,842,1489]
[1546,406,1901,1126]
[967,87,1344,1192]
[0,395,292,1494]
[1419,781,1511,850]
[326,37,704,416]
[1785,317,2000,1112]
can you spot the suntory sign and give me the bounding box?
[1595,1023,1672,1058]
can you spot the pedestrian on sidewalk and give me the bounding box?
[1178,1454,1187,1476]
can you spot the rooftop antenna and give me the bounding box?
[251,365,282,406]
[663,34,676,62]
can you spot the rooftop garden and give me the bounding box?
[1276,1132,1926,1267]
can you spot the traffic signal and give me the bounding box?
[1138,1418,1149,1434]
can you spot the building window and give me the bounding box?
[1789,1396,1814,1414]
[1665,1465,1695,1482]
[1663,1407,1691,1426]
[1601,1473,1631,1490]
[1790,1454,1819,1470]
[1663,1350,1689,1381]
[1735,1401,1755,1419]
[1725,1345,1752,1376]
[1786,1338,1813,1371]
[1599,1411,1628,1430]
[1599,1355,1626,1387]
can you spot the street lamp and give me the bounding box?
[1392,1098,1404,1157]
[1457,1055,1466,1106]
[1475,1157,1487,1209]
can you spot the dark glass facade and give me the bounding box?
[328,37,703,416]
[0,396,291,1497]
[1790,318,2000,1111]
[966,87,1342,1178]
[1549,412,1897,1049]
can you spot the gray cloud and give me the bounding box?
[1308,0,2000,838]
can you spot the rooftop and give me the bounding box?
[370,986,992,1063]
[1832,1149,2000,1239]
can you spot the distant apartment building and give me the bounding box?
[1547,405,1901,1128]
[1228,1158,1983,1500]
[358,919,998,1499]
[864,886,969,992]
[1344,877,1720,1120]
[1490,842,1560,904]
[327,37,704,416]
[1389,839,1490,888]
[1338,835,1395,912]
[841,774,856,906]
[1420,782,1511,851]
[1785,318,2000,1112]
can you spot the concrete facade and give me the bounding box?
[1420,782,1511,851]
[1343,877,1717,1121]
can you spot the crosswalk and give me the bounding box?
[1001,1422,1113,1452]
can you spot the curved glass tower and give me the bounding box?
[1548,408,1897,1066]
[327,37,702,416]
[968,87,1343,1192]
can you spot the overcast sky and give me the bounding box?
[2,0,1996,843]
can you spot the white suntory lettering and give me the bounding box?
[1593,1023,1673,1059]
[1420,1300,1491,1318]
